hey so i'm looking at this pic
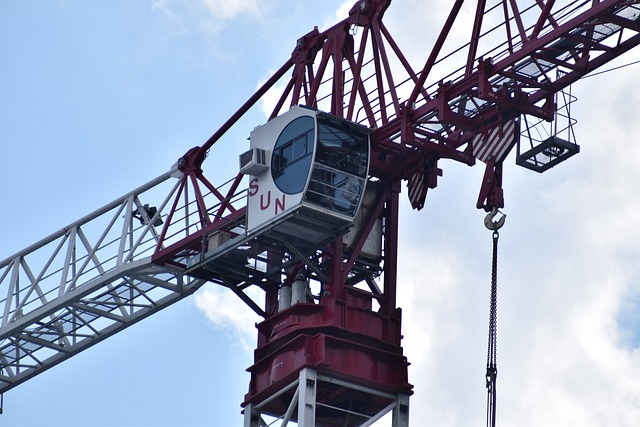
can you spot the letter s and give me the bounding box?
[248,178,259,197]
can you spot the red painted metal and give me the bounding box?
[242,180,410,415]
[145,0,640,420]
[246,333,410,411]
[466,0,489,77]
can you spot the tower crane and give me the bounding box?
[2,0,640,425]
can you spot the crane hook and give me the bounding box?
[484,207,506,231]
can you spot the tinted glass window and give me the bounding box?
[315,119,368,178]
[271,116,315,194]
[304,164,365,216]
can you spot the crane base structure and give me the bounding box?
[243,368,410,426]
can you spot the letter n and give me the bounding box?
[275,194,286,214]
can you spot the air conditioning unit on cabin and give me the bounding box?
[239,148,270,175]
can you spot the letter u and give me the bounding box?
[260,191,271,210]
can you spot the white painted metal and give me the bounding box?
[243,367,411,426]
[392,394,410,427]
[246,107,312,234]
[278,285,292,311]
[298,368,317,427]
[291,275,308,305]
[243,403,260,427]
[0,165,246,394]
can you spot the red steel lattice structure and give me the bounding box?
[2,0,640,424]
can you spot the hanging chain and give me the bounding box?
[484,208,504,427]
[486,230,499,427]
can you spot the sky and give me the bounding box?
[1,0,640,426]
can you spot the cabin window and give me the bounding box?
[271,116,315,194]
[304,117,369,216]
[305,165,365,216]
[315,118,368,178]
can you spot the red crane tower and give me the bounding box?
[2,0,640,424]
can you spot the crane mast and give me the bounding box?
[2,0,640,424]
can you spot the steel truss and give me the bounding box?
[0,166,220,394]
[4,0,640,424]
[243,368,410,427]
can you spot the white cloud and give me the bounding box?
[378,23,640,422]
[151,0,173,18]
[194,283,262,352]
[256,72,289,119]
[320,1,352,31]
[394,172,640,425]
[201,0,261,21]
[151,0,266,39]
[397,244,484,423]
[198,2,640,424]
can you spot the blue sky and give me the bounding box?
[0,2,350,425]
[2,1,640,426]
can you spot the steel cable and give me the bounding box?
[486,230,499,427]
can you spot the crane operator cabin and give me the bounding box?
[242,106,370,249]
